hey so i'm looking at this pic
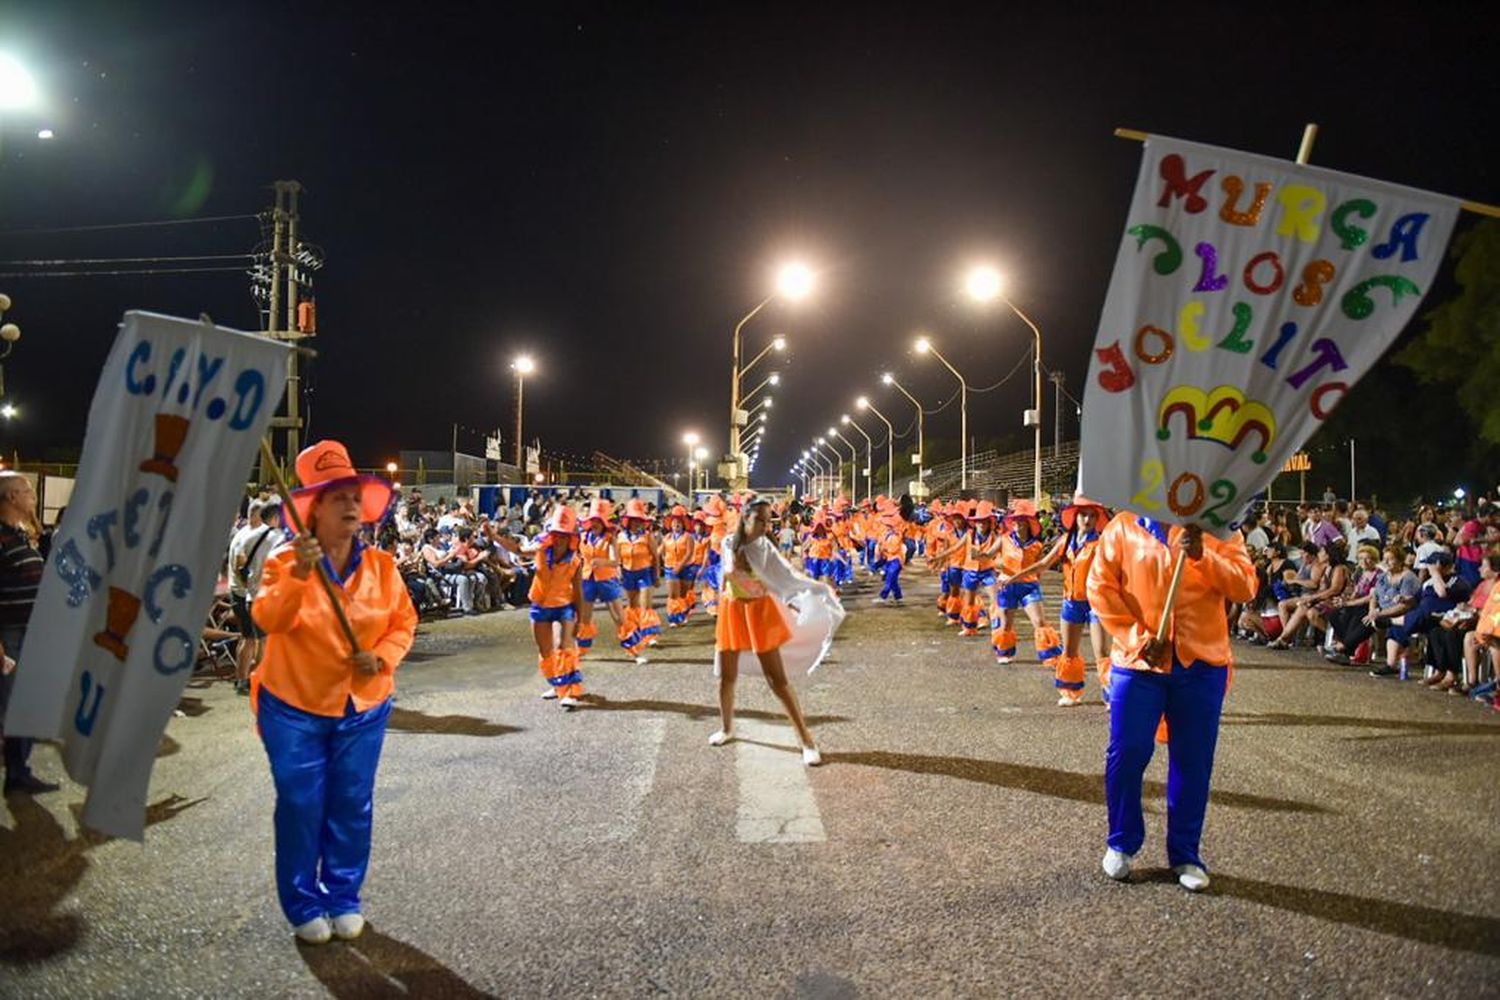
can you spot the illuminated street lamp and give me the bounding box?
[741,371,780,406]
[882,372,926,494]
[511,354,536,468]
[966,265,1044,502]
[694,446,709,492]
[682,431,701,495]
[856,395,895,497]
[842,414,873,502]
[0,54,39,110]
[741,334,788,381]
[815,437,843,498]
[913,334,970,490]
[728,262,816,490]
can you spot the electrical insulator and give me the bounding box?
[297,300,317,334]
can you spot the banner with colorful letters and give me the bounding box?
[1080,136,1459,533]
[5,311,288,839]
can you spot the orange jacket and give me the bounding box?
[617,529,655,571]
[1061,531,1100,601]
[879,528,906,564]
[807,535,835,559]
[529,545,582,607]
[1087,512,1256,672]
[964,528,1000,571]
[1000,531,1043,581]
[581,528,619,581]
[253,543,418,717]
[661,530,693,571]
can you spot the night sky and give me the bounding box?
[0,2,1495,484]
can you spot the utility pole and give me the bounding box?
[258,179,306,482]
[1050,371,1065,454]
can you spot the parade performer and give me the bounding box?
[698,496,729,617]
[959,501,1002,637]
[924,502,958,619]
[872,506,907,605]
[578,499,630,659]
[710,497,844,765]
[252,440,415,944]
[1004,495,1111,704]
[803,515,838,588]
[689,509,713,619]
[1087,512,1256,892]
[618,498,661,657]
[661,504,695,626]
[529,505,586,707]
[992,499,1060,664]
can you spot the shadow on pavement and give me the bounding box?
[1205,872,1500,957]
[827,750,1327,814]
[297,925,493,998]
[576,695,849,727]
[0,793,205,963]
[388,709,522,738]
[1222,711,1500,739]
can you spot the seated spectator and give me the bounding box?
[1344,507,1381,555]
[1270,541,1351,650]
[1424,553,1498,691]
[395,540,446,614]
[421,527,476,614]
[1371,549,1471,678]
[1325,546,1419,665]
[1454,519,1486,587]
[449,527,492,613]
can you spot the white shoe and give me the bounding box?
[995,655,1015,665]
[1174,864,1210,892]
[331,913,365,940]
[559,696,581,710]
[1102,848,1134,881]
[708,729,733,746]
[540,689,558,700]
[871,597,886,604]
[801,746,823,767]
[634,655,650,665]
[1057,694,1082,708]
[293,916,333,945]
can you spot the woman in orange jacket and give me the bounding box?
[252,441,416,945]
[617,498,662,657]
[577,499,632,659]
[660,505,696,627]
[925,502,970,626]
[802,516,838,589]
[1087,511,1257,893]
[872,508,908,604]
[992,499,1060,664]
[530,505,586,707]
[959,501,1003,637]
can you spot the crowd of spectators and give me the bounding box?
[1228,494,1500,705]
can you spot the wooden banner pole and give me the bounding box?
[258,437,362,655]
[1111,127,1500,218]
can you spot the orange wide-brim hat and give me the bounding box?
[621,498,651,522]
[1060,494,1108,531]
[289,440,394,529]
[1005,498,1042,534]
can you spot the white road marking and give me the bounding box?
[734,718,826,844]
[603,717,667,842]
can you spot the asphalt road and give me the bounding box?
[3,569,1498,998]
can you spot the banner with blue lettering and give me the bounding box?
[5,312,288,839]
[1080,136,1459,534]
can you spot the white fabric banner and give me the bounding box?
[1080,136,1459,533]
[5,312,288,839]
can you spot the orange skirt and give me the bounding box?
[715,595,793,653]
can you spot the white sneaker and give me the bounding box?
[331,913,365,940]
[708,729,733,746]
[995,655,1015,665]
[1174,864,1210,892]
[540,689,558,700]
[634,655,650,665]
[1102,848,1134,881]
[1057,694,1082,708]
[801,746,823,767]
[559,696,581,710]
[293,916,333,944]
[871,597,886,604]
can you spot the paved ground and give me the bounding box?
[3,569,1498,998]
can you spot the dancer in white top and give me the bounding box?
[711,497,843,766]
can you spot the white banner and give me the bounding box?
[1080,136,1459,533]
[5,312,288,839]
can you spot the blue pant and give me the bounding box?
[259,689,391,925]
[880,560,903,600]
[1104,658,1227,869]
[0,626,33,782]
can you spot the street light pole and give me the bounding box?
[729,295,772,490]
[829,428,858,499]
[842,415,873,502]
[915,337,969,491]
[857,397,895,498]
[815,440,842,498]
[511,355,535,469]
[1000,296,1045,503]
[883,374,925,496]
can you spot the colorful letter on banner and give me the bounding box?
[4,312,288,839]
[1079,136,1458,534]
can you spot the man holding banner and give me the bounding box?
[1080,132,1461,889]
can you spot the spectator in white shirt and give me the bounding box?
[1344,507,1381,555]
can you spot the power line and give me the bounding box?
[0,265,251,279]
[0,253,255,267]
[969,346,1033,393]
[0,214,260,237]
